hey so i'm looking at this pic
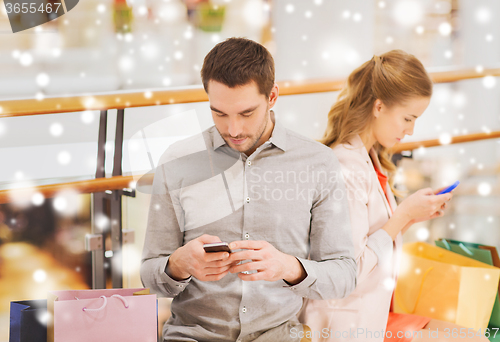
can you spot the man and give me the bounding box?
[141,37,356,342]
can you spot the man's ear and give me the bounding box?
[373,99,383,118]
[268,83,279,109]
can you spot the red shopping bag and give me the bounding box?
[47,288,157,342]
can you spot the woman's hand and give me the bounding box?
[397,188,452,223]
[383,188,453,240]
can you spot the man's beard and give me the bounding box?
[219,104,270,154]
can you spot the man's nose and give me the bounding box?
[228,117,243,137]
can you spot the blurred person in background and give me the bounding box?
[299,50,487,342]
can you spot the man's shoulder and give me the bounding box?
[284,128,334,156]
[283,128,340,170]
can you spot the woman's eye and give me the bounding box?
[405,118,412,122]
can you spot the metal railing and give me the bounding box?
[1,66,499,118]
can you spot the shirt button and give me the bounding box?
[247,160,251,166]
[245,197,250,203]
[245,233,249,239]
[242,307,247,313]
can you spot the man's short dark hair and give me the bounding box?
[201,37,275,98]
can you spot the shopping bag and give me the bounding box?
[47,288,157,342]
[435,239,496,265]
[435,239,500,328]
[9,299,47,342]
[394,242,500,331]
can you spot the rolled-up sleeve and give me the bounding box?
[144,255,191,297]
[140,153,188,298]
[287,151,357,300]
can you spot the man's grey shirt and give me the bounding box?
[140,119,357,342]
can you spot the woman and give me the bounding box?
[299,50,488,342]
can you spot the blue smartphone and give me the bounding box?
[436,181,460,195]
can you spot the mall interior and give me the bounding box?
[0,0,499,340]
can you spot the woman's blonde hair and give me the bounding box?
[321,49,433,196]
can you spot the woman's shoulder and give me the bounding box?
[331,141,373,193]
[332,142,368,168]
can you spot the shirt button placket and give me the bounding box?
[245,160,251,205]
[241,156,251,340]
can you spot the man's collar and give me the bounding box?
[212,128,226,150]
[269,115,287,152]
[211,110,287,152]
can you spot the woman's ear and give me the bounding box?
[373,99,383,118]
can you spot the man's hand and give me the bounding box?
[167,234,234,282]
[227,240,307,285]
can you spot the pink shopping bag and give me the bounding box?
[47,288,157,342]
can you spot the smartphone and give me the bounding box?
[436,181,460,195]
[203,242,232,253]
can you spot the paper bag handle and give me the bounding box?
[395,267,434,314]
[458,243,473,256]
[441,239,451,250]
[82,295,129,312]
[440,239,474,256]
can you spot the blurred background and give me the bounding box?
[0,0,499,340]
